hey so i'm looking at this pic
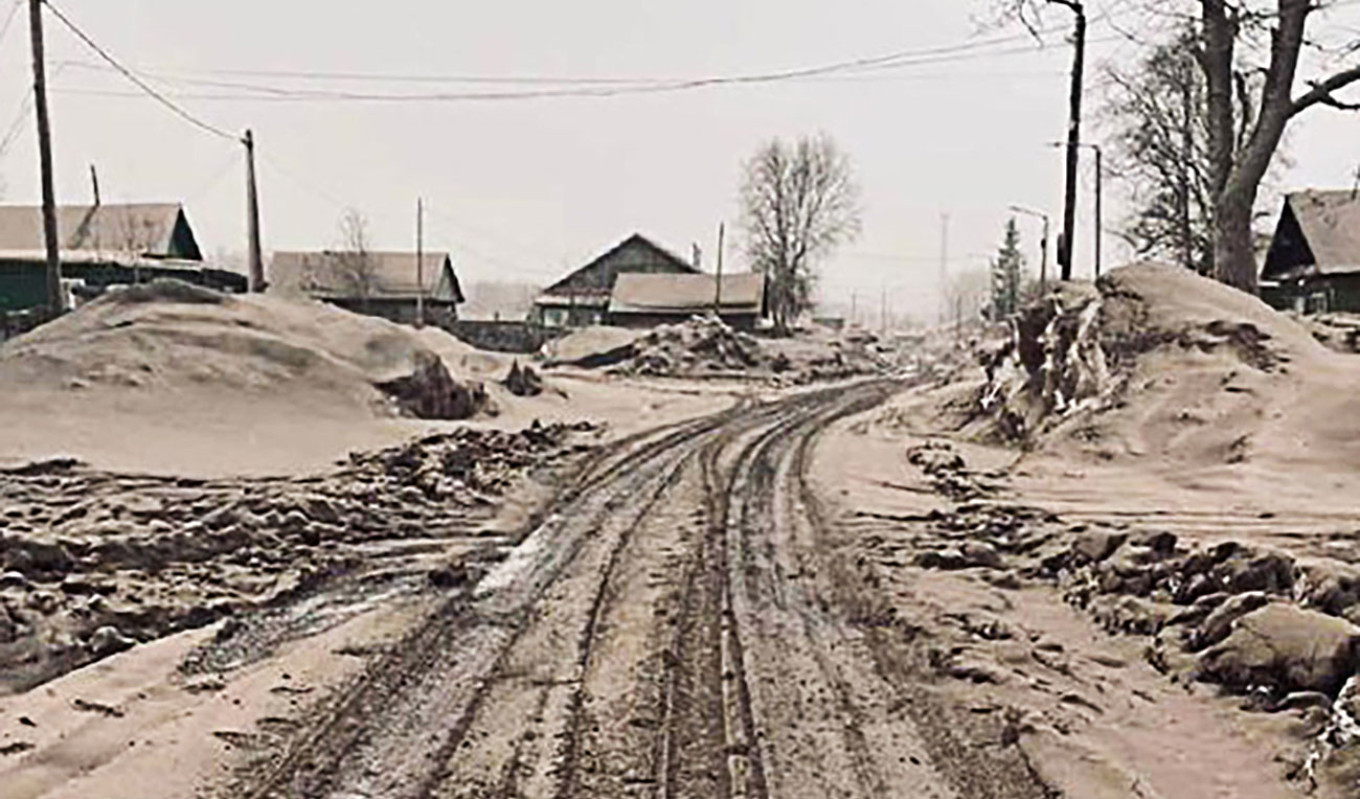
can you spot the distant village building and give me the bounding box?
[268,250,465,328]
[1261,189,1360,313]
[0,203,244,313]
[534,233,701,328]
[609,272,767,331]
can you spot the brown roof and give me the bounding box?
[1279,190,1360,276]
[0,203,198,259]
[269,251,464,302]
[608,272,765,315]
[541,233,699,297]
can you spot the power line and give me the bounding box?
[50,30,1124,105]
[60,27,1071,88]
[41,0,238,141]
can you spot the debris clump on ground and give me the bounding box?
[546,314,900,382]
[0,421,596,693]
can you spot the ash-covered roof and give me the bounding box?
[0,203,201,260]
[608,272,765,315]
[1263,190,1360,279]
[269,251,464,302]
[540,233,699,299]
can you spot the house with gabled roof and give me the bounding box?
[0,202,245,314]
[0,202,203,260]
[533,233,699,328]
[268,250,465,328]
[1261,189,1360,313]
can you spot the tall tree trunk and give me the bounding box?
[1210,0,1310,294]
[1213,188,1257,292]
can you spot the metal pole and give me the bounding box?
[89,164,100,206]
[1058,2,1086,282]
[714,221,724,316]
[29,0,60,313]
[244,130,264,292]
[416,198,425,329]
[1041,215,1050,293]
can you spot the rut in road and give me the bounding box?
[225,382,1052,799]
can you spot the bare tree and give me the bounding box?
[739,134,861,335]
[335,208,378,310]
[994,0,1360,294]
[117,212,164,286]
[1101,25,1289,274]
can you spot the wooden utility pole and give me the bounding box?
[714,222,725,315]
[1057,0,1086,282]
[29,0,60,313]
[89,164,100,206]
[243,129,264,292]
[415,198,425,329]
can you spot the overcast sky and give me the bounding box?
[0,1,1356,322]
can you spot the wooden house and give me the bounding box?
[533,233,699,328]
[0,203,238,313]
[268,250,465,328]
[1261,190,1360,312]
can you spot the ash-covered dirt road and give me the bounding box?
[225,380,1046,799]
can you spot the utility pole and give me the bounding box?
[243,129,264,293]
[1056,0,1086,282]
[416,198,425,329]
[1009,204,1050,294]
[29,0,60,314]
[714,222,724,316]
[89,164,100,206]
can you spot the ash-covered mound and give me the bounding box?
[0,279,486,421]
[545,315,893,382]
[618,315,766,376]
[970,263,1354,468]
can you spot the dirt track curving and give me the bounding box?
[224,381,1049,799]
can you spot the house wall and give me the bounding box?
[0,261,49,311]
[1267,275,1360,314]
[534,303,607,329]
[1314,275,1360,313]
[0,259,246,312]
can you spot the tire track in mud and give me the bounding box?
[226,380,1050,799]
[230,412,741,799]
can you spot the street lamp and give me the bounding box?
[1009,204,1050,293]
[1049,141,1103,279]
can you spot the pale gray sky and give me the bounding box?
[0,1,1356,322]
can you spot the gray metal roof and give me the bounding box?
[268,250,464,302]
[608,272,765,315]
[0,203,197,258]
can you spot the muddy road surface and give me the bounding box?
[227,380,1046,799]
